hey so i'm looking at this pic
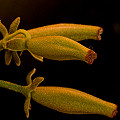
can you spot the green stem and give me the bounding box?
[0,80,27,96]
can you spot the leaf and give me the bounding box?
[9,17,20,34]
[12,51,21,66]
[4,50,12,66]
[29,51,43,62]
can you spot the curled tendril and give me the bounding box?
[0,17,31,66]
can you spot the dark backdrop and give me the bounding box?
[0,0,119,120]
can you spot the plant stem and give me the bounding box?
[0,80,27,96]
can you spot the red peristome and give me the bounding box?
[97,27,103,40]
[85,50,97,64]
[111,105,118,118]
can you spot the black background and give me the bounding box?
[0,0,119,120]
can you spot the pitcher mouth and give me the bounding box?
[97,27,103,40]
[110,105,118,118]
[85,50,97,64]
